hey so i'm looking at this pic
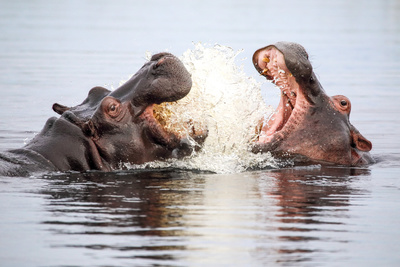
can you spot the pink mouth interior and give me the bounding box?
[255,47,300,142]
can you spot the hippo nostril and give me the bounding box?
[154,58,165,69]
[154,56,176,69]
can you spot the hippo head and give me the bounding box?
[252,42,373,166]
[27,53,202,171]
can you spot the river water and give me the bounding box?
[1,0,400,266]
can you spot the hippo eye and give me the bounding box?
[102,96,123,120]
[108,103,119,113]
[340,100,348,107]
[107,102,121,118]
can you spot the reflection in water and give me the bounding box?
[40,169,207,264]
[256,166,370,264]
[37,166,371,266]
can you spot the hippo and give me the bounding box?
[0,52,206,176]
[252,42,373,166]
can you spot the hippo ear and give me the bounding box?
[52,103,70,115]
[351,130,372,152]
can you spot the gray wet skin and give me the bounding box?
[252,42,373,166]
[0,53,206,176]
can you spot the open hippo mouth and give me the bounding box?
[253,44,303,143]
[122,53,194,139]
[53,53,193,142]
[46,52,206,171]
[251,42,373,166]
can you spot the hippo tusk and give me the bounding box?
[262,57,270,63]
[260,68,269,76]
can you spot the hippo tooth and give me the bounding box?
[262,57,270,63]
[261,68,269,75]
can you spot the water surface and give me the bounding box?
[1,0,400,266]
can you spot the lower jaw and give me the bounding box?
[258,134,274,143]
[258,108,292,143]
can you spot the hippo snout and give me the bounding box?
[147,53,192,104]
[150,52,175,62]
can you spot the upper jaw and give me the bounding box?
[111,52,191,113]
[253,46,300,143]
[149,53,192,103]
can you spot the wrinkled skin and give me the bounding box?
[252,42,373,166]
[0,53,206,176]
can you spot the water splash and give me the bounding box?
[127,43,279,173]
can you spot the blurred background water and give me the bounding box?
[0,0,399,266]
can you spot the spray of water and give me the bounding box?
[126,43,280,173]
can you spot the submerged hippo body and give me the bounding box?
[0,53,206,176]
[252,42,373,166]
